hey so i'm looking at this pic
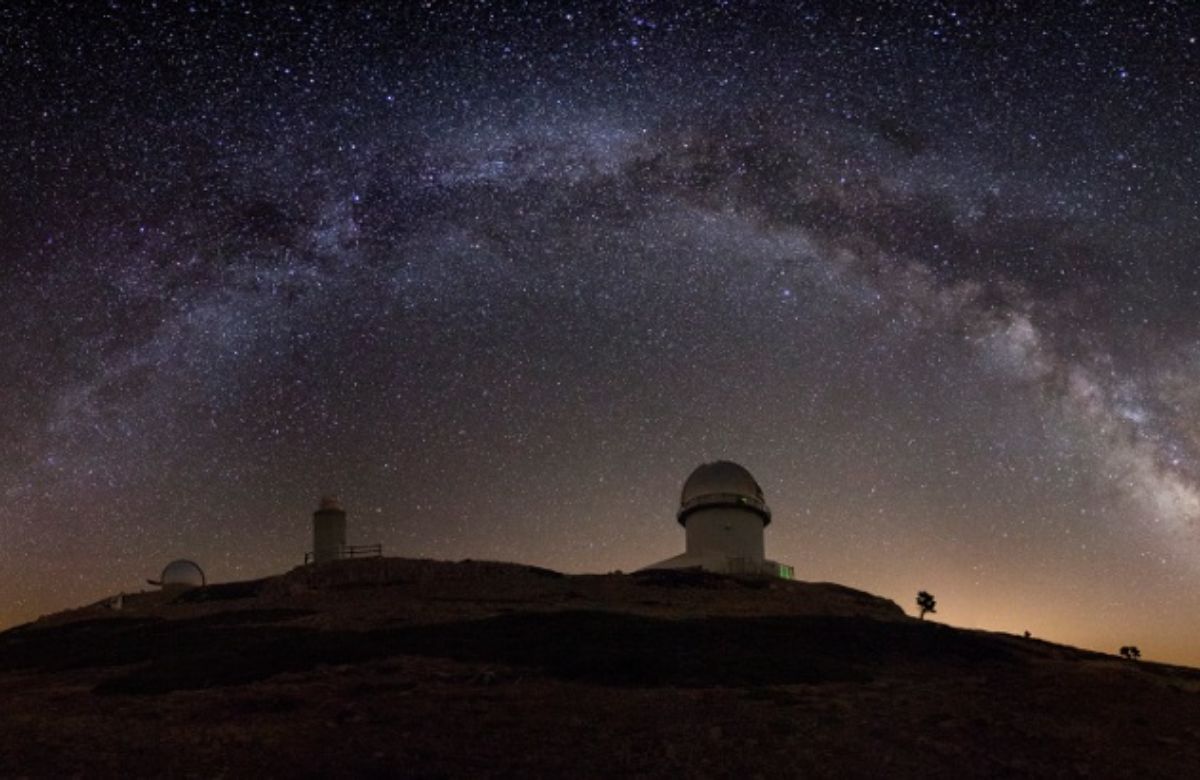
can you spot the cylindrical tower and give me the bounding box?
[312,496,347,564]
[677,461,771,562]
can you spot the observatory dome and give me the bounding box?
[678,460,771,526]
[159,559,205,588]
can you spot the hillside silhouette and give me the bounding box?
[2,558,1198,777]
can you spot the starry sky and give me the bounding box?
[3,1,1199,665]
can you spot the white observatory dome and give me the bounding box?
[159,559,206,588]
[678,460,771,526]
[640,459,792,579]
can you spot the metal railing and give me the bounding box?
[725,557,793,579]
[304,543,384,564]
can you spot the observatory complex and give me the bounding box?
[642,461,794,579]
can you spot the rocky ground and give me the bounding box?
[2,558,1198,777]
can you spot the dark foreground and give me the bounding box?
[1,559,1198,777]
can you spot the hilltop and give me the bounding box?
[2,558,1198,777]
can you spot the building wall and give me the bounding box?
[683,507,765,561]
[638,551,791,578]
[313,510,347,564]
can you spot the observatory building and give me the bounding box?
[147,559,206,589]
[641,461,794,579]
[311,496,347,564]
[305,497,383,564]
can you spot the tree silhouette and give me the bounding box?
[1119,645,1141,660]
[916,590,937,620]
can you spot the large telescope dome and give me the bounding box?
[159,559,206,588]
[678,460,771,526]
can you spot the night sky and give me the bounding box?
[3,2,1199,665]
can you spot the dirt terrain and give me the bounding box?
[2,558,1198,777]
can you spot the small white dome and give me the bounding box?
[160,559,205,588]
[678,460,771,526]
